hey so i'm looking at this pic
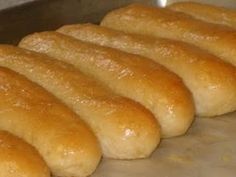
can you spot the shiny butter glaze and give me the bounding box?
[0,130,50,177]
[0,45,160,159]
[168,2,236,29]
[0,66,101,177]
[57,23,236,116]
[101,3,236,67]
[19,32,195,138]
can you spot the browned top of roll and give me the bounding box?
[0,130,50,177]
[168,2,236,29]
[101,3,236,67]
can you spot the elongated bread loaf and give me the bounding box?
[0,130,50,177]
[0,45,160,159]
[0,67,101,177]
[168,2,236,29]
[101,3,236,67]
[57,23,236,117]
[19,31,195,138]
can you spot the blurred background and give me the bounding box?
[0,0,236,44]
[0,0,34,10]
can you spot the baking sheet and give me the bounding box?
[92,112,236,177]
[0,0,236,177]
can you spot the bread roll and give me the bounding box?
[57,23,236,117]
[0,130,50,177]
[19,31,195,138]
[0,45,160,159]
[101,3,236,67]
[0,67,101,177]
[168,2,236,29]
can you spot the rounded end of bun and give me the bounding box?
[91,97,161,159]
[155,82,195,138]
[47,120,102,177]
[0,131,50,177]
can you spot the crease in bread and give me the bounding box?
[57,23,236,117]
[0,45,160,159]
[0,66,101,177]
[101,3,236,67]
[19,31,195,138]
[168,2,236,29]
[0,130,50,177]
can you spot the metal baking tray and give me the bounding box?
[0,0,236,177]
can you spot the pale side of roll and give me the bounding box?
[0,45,160,159]
[101,3,236,67]
[168,2,236,29]
[19,31,195,138]
[57,23,236,117]
[0,67,101,177]
[0,130,50,177]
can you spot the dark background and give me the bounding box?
[0,0,156,44]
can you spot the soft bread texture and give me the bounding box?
[19,31,195,138]
[101,3,236,67]
[0,67,101,177]
[0,130,50,177]
[168,2,236,29]
[0,45,160,159]
[57,23,236,117]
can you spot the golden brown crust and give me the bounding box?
[101,3,236,67]
[19,31,195,138]
[168,2,236,29]
[57,23,236,116]
[0,45,160,159]
[0,67,101,177]
[0,130,50,177]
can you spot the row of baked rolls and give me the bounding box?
[0,35,193,176]
[57,23,236,117]
[0,66,101,177]
[2,3,235,176]
[0,18,196,175]
[18,32,195,138]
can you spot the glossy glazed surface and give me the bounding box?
[19,31,195,138]
[0,66,101,177]
[0,45,160,159]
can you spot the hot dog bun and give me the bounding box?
[168,2,236,29]
[19,31,195,138]
[57,23,236,117]
[0,130,50,177]
[101,3,236,67]
[0,45,160,159]
[0,66,101,177]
